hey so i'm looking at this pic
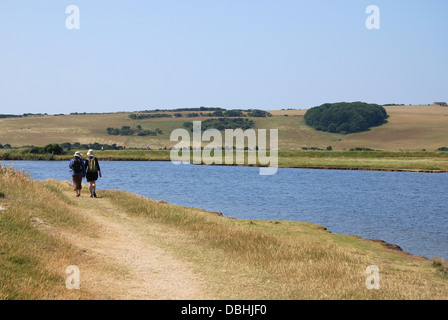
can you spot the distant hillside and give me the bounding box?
[0,105,448,151]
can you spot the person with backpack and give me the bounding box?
[84,149,102,198]
[69,151,86,197]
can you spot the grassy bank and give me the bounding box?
[1,149,448,172]
[277,150,448,172]
[1,165,448,299]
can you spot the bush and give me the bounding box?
[60,142,122,151]
[247,110,272,117]
[106,127,120,135]
[224,110,244,117]
[106,125,162,137]
[30,144,64,155]
[119,126,133,136]
[183,118,255,132]
[137,130,157,136]
[128,113,172,120]
[436,147,448,151]
[301,147,324,151]
[349,147,375,151]
[211,110,224,117]
[304,102,388,134]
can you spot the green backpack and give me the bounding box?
[88,158,97,173]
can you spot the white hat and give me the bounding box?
[86,149,95,157]
[74,151,82,157]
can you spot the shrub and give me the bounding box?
[128,113,172,119]
[247,110,272,117]
[183,118,255,132]
[349,147,375,151]
[30,144,64,155]
[224,110,244,117]
[119,126,133,136]
[107,125,162,137]
[106,127,120,135]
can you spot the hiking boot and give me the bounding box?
[90,194,93,198]
[93,193,97,198]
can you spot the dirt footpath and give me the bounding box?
[60,189,212,300]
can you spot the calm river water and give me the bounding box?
[3,160,448,260]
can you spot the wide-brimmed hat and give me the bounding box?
[74,151,82,157]
[86,149,95,157]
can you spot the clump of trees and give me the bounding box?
[128,113,172,120]
[247,109,272,117]
[61,142,122,151]
[26,142,125,154]
[136,107,225,113]
[0,113,48,119]
[30,144,64,155]
[106,126,163,136]
[349,147,375,151]
[128,108,271,119]
[183,118,255,132]
[304,102,388,134]
[201,109,271,117]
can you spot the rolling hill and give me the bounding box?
[1,105,448,151]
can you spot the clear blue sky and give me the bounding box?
[0,0,447,115]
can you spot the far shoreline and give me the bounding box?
[1,156,448,174]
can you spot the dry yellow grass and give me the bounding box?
[339,105,448,151]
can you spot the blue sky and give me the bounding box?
[0,0,447,114]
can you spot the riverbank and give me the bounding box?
[1,165,447,300]
[1,149,448,173]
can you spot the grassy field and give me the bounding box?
[1,105,448,151]
[1,165,447,300]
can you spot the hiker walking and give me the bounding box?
[69,151,86,197]
[85,149,102,198]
